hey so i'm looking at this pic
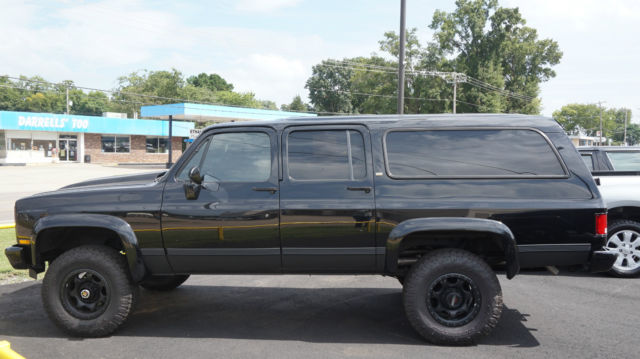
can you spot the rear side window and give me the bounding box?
[605,151,640,171]
[288,130,366,180]
[581,154,594,171]
[384,129,566,178]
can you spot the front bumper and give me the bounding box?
[589,250,617,273]
[4,246,29,270]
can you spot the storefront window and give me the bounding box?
[33,140,56,157]
[10,138,32,151]
[102,136,130,153]
[146,137,168,153]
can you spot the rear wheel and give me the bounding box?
[402,248,502,345]
[140,275,190,291]
[42,245,137,337]
[605,220,640,277]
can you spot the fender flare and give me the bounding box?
[32,214,146,281]
[386,217,520,279]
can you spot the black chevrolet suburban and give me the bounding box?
[5,114,615,345]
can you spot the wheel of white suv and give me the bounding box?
[42,245,138,337]
[605,220,640,277]
[402,248,503,345]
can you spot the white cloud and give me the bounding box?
[235,0,301,13]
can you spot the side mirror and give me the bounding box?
[189,167,203,184]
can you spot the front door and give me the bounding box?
[161,127,280,273]
[280,125,376,272]
[58,138,77,161]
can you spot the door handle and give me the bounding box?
[253,187,278,194]
[347,186,372,193]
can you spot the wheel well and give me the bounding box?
[37,227,124,264]
[395,231,505,275]
[608,207,640,224]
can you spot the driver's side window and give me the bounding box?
[177,132,272,182]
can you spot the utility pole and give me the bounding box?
[397,0,406,115]
[442,73,466,114]
[624,109,628,146]
[453,81,457,114]
[65,87,70,115]
[597,101,605,146]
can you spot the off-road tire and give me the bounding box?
[140,275,190,291]
[403,248,502,345]
[606,220,640,278]
[42,245,137,337]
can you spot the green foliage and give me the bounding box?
[187,73,234,92]
[280,95,309,112]
[0,70,279,118]
[305,0,562,115]
[305,59,353,113]
[553,103,634,144]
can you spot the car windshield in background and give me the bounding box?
[605,151,640,171]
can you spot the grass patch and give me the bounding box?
[0,228,30,283]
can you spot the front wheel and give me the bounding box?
[605,220,640,277]
[42,245,138,337]
[403,248,502,345]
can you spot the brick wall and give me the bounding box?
[84,134,183,164]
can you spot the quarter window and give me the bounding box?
[581,154,594,171]
[287,130,366,180]
[385,129,566,178]
[605,152,640,171]
[101,136,130,153]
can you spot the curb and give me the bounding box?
[0,224,15,230]
[0,340,26,359]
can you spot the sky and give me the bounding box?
[1,0,639,122]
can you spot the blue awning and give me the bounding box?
[141,103,316,122]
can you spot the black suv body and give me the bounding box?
[5,114,615,344]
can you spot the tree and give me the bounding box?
[305,59,353,113]
[281,95,310,112]
[428,0,562,113]
[187,73,234,92]
[552,103,630,144]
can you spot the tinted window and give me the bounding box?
[288,130,366,180]
[385,129,566,177]
[606,151,640,171]
[581,154,594,171]
[200,132,271,182]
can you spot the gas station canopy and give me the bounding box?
[140,103,316,123]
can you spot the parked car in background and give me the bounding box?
[6,114,615,345]
[578,146,640,277]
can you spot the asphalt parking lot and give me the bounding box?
[0,271,637,358]
[0,163,160,223]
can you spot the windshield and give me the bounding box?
[605,151,640,171]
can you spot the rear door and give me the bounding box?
[279,125,376,272]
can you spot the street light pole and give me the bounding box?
[397,0,406,115]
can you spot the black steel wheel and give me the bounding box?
[42,245,137,337]
[403,248,502,345]
[140,275,190,291]
[426,273,481,327]
[60,269,111,320]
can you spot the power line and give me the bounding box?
[322,60,535,102]
[3,77,484,116]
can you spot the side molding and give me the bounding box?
[386,217,520,279]
[33,214,146,281]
